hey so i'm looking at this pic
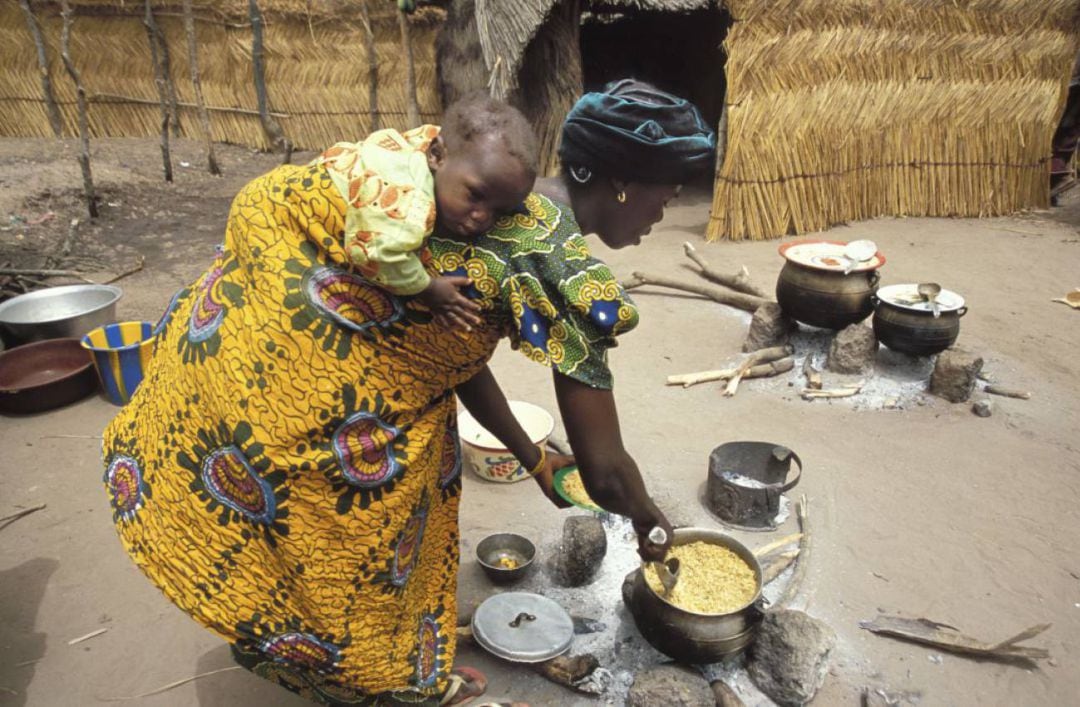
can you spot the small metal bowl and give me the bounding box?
[476,533,536,584]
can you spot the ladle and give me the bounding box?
[841,239,877,274]
[918,282,942,318]
[645,526,680,596]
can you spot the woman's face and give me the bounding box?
[596,182,681,249]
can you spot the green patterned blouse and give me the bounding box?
[428,192,639,389]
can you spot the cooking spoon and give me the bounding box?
[918,282,942,318]
[841,240,878,274]
[645,526,680,596]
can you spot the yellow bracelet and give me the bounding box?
[525,445,547,477]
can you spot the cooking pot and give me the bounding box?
[872,284,967,356]
[776,241,884,330]
[624,527,764,663]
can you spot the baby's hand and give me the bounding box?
[419,276,483,332]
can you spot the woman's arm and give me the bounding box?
[455,366,573,506]
[552,370,672,560]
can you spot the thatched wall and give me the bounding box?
[708,0,1080,241]
[0,1,444,151]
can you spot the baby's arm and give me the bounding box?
[417,276,482,332]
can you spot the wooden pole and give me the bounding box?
[248,0,292,162]
[358,0,379,131]
[18,0,63,137]
[58,0,97,218]
[398,8,420,127]
[154,16,182,137]
[182,0,221,175]
[144,0,173,183]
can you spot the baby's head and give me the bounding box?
[428,94,538,238]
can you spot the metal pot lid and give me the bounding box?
[877,283,965,312]
[778,240,885,272]
[471,591,573,663]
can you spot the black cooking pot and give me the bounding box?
[871,284,967,356]
[775,241,884,330]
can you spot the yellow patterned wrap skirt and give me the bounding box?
[102,162,501,703]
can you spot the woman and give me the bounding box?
[102,81,714,706]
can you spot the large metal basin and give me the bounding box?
[0,284,122,345]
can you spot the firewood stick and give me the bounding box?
[984,385,1031,400]
[682,242,767,297]
[802,357,822,390]
[802,383,863,399]
[777,495,810,608]
[761,550,799,585]
[667,346,791,387]
[625,271,767,313]
[673,357,794,389]
[754,533,803,559]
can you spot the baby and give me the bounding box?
[315,94,538,331]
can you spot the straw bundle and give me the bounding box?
[707,0,1080,241]
[0,1,445,151]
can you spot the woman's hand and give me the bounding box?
[632,506,674,562]
[532,452,575,509]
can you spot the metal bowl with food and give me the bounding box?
[0,338,98,414]
[476,532,536,584]
[625,527,764,663]
[872,283,967,356]
[0,284,122,345]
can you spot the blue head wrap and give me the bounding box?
[558,79,716,185]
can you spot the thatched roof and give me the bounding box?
[475,0,713,99]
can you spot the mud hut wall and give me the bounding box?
[707,0,1080,241]
[0,1,444,151]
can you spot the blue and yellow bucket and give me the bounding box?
[80,321,156,406]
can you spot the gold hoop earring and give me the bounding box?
[617,191,627,203]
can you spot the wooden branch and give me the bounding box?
[144,0,173,183]
[19,0,64,137]
[802,383,863,400]
[60,217,79,257]
[802,356,822,390]
[398,9,420,127]
[59,0,97,218]
[358,0,379,131]
[183,0,221,175]
[984,385,1031,400]
[724,345,793,397]
[0,504,46,531]
[667,345,792,387]
[860,616,1050,663]
[625,271,767,313]
[754,532,803,559]
[0,267,92,281]
[103,256,146,284]
[90,93,286,118]
[761,549,798,585]
[682,242,766,297]
[249,0,291,159]
[776,495,810,608]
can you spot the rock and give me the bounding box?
[744,303,798,352]
[971,397,993,418]
[712,679,747,707]
[826,323,878,374]
[557,515,606,586]
[748,609,836,706]
[627,664,714,707]
[930,348,984,403]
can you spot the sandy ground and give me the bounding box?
[1,138,1079,706]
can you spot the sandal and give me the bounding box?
[439,667,488,706]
